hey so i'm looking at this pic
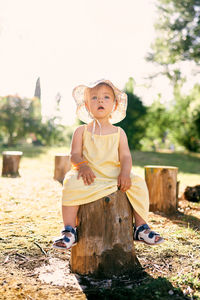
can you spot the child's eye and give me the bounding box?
[104,96,110,100]
[91,96,97,100]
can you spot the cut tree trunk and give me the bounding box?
[71,190,137,277]
[184,185,200,202]
[54,154,71,183]
[144,165,178,214]
[2,151,23,177]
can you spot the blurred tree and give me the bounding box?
[141,96,171,150]
[146,0,200,152]
[35,118,65,146]
[119,78,147,150]
[32,92,70,146]
[34,77,41,100]
[0,95,68,146]
[124,77,135,94]
[170,84,200,152]
[148,0,200,67]
[0,95,41,145]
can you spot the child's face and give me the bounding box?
[85,84,115,121]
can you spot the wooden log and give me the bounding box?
[54,154,71,183]
[71,190,137,277]
[2,151,23,177]
[184,185,200,202]
[144,165,178,214]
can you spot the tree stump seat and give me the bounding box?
[54,154,71,183]
[144,165,178,214]
[2,151,23,177]
[71,190,137,277]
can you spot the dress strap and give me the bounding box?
[117,126,121,145]
[82,124,87,139]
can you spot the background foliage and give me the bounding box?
[170,84,200,152]
[148,0,200,67]
[0,95,72,147]
[144,0,200,152]
[0,0,200,152]
[0,96,41,146]
[119,78,147,150]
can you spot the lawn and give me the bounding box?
[0,145,200,299]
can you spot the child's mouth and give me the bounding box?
[98,106,104,110]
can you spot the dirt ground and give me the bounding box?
[0,155,200,299]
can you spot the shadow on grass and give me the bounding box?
[164,210,200,233]
[132,151,200,175]
[79,269,190,300]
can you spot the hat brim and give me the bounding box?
[72,79,127,124]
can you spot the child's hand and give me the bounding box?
[77,165,96,185]
[117,173,131,192]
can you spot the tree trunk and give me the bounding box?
[54,154,71,183]
[8,132,15,147]
[71,190,137,277]
[144,165,178,214]
[2,151,23,177]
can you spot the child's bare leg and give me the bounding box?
[53,205,79,249]
[133,209,146,227]
[62,205,79,227]
[133,209,160,243]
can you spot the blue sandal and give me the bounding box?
[53,225,77,250]
[134,224,164,245]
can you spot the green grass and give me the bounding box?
[131,150,200,195]
[1,144,199,173]
[1,145,199,194]
[0,144,70,158]
[0,145,200,299]
[132,150,200,175]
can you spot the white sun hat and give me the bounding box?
[72,79,127,124]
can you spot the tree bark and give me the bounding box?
[2,151,23,177]
[144,165,178,214]
[71,190,137,277]
[54,154,71,183]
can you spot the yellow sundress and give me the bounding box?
[62,126,149,223]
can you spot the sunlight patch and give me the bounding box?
[34,257,83,290]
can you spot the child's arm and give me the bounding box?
[118,128,132,192]
[70,126,96,185]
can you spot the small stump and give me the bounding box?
[54,154,71,183]
[71,190,137,277]
[144,165,178,214]
[2,151,23,177]
[184,185,200,202]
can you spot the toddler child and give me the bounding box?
[53,79,164,249]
